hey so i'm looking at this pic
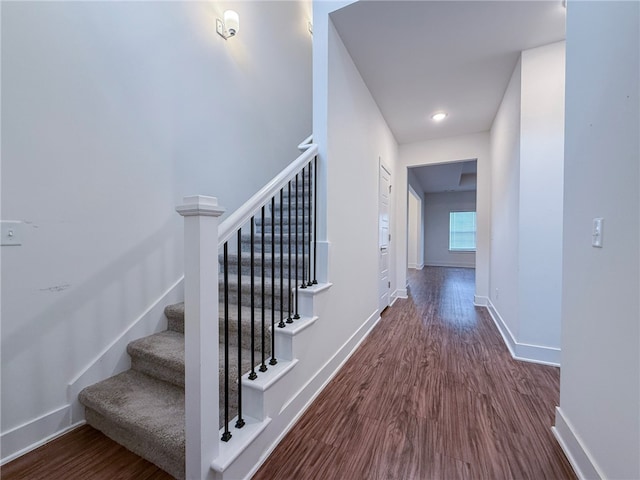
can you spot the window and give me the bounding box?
[449,211,476,251]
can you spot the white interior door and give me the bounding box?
[379,162,391,312]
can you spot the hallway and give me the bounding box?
[254,267,575,479]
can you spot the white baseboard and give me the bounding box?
[473,295,488,306]
[390,286,410,306]
[240,310,381,480]
[1,277,185,464]
[553,407,603,480]
[0,405,81,464]
[485,299,561,366]
[67,277,184,424]
[394,288,408,299]
[425,262,475,269]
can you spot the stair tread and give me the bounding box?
[225,274,306,288]
[128,331,184,371]
[79,370,185,451]
[165,302,285,324]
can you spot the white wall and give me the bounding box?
[488,42,565,365]
[407,189,422,269]
[407,169,425,269]
[1,0,312,459]
[324,11,399,333]
[309,0,398,404]
[519,41,565,349]
[398,133,491,303]
[424,191,476,268]
[555,2,639,478]
[489,58,521,340]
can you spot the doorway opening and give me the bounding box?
[407,159,477,274]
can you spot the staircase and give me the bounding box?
[78,160,316,479]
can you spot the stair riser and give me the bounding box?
[220,285,297,311]
[168,318,275,348]
[221,324,273,353]
[222,260,309,278]
[239,239,307,254]
[255,225,312,235]
[131,356,184,388]
[255,215,312,227]
[85,408,185,480]
[266,182,312,197]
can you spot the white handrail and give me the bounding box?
[297,134,314,151]
[218,143,318,246]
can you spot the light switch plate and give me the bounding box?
[1,221,22,246]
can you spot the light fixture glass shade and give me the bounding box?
[431,112,447,122]
[224,10,239,36]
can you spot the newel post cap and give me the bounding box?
[176,195,226,217]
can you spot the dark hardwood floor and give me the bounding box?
[1,424,173,480]
[253,266,576,480]
[3,267,574,480]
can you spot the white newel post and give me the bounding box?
[177,196,225,480]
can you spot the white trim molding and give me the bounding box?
[3,277,186,465]
[473,295,489,306]
[553,407,603,480]
[486,300,561,366]
[68,277,184,424]
[1,406,79,464]
[222,310,381,480]
[395,288,408,299]
[425,262,475,269]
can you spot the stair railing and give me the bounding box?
[177,139,317,480]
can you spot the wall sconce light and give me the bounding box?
[216,10,239,39]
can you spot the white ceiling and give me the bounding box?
[330,0,566,145]
[411,159,477,194]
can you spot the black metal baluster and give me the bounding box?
[278,189,286,329]
[294,173,300,319]
[222,243,231,442]
[236,231,245,429]
[307,161,313,287]
[260,206,267,373]
[270,196,278,366]
[301,165,307,290]
[249,219,257,380]
[313,155,318,284]
[287,181,293,323]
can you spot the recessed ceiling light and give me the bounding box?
[431,112,447,122]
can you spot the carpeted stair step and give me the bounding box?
[128,331,185,388]
[221,274,305,310]
[255,214,311,227]
[255,222,311,235]
[78,370,186,480]
[221,252,309,278]
[164,302,274,353]
[240,233,307,253]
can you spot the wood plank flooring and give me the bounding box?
[1,424,173,480]
[3,267,574,480]
[253,266,576,480]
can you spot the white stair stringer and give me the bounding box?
[210,282,332,480]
